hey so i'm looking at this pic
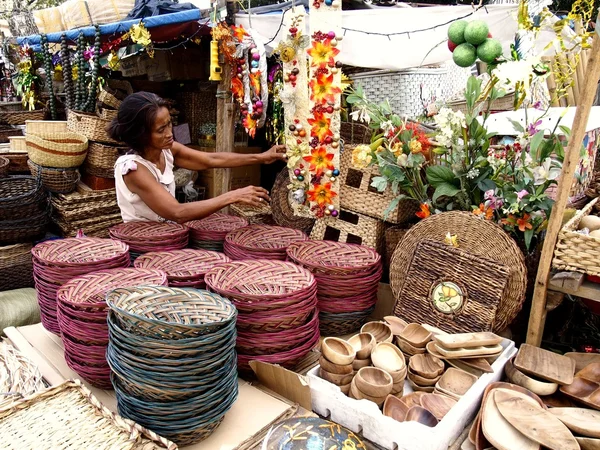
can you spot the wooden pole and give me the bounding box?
[544,57,561,107]
[215,63,235,210]
[526,34,600,346]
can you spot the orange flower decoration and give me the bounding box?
[416,203,431,219]
[307,39,340,68]
[231,77,244,102]
[242,113,257,138]
[309,73,341,105]
[517,214,533,232]
[231,25,248,41]
[473,203,493,220]
[303,146,334,175]
[308,112,333,143]
[249,71,261,96]
[308,182,337,206]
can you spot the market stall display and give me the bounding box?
[56,268,168,389]
[106,286,238,445]
[185,213,248,252]
[109,221,189,262]
[224,225,308,260]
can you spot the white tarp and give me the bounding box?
[236,4,572,71]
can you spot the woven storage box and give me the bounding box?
[134,249,230,289]
[0,213,48,245]
[390,212,527,332]
[0,109,44,125]
[0,243,33,291]
[25,120,68,135]
[447,91,516,115]
[0,380,176,449]
[82,142,125,178]
[9,136,26,152]
[385,224,414,269]
[97,88,122,110]
[553,197,600,276]
[109,221,189,255]
[99,108,118,121]
[224,225,308,260]
[67,110,121,145]
[340,121,372,145]
[230,202,275,225]
[0,126,22,143]
[54,213,123,238]
[339,146,419,224]
[271,168,315,234]
[27,160,79,194]
[0,176,47,221]
[310,208,386,256]
[186,213,248,252]
[26,131,88,168]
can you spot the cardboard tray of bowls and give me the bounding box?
[307,337,516,450]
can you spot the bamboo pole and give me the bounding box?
[526,34,600,346]
[570,53,581,104]
[544,57,561,107]
[558,54,577,106]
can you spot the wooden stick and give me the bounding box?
[558,54,577,106]
[544,57,561,107]
[526,34,600,346]
[570,53,581,104]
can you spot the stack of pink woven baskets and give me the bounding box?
[205,259,319,371]
[286,241,383,336]
[32,237,130,334]
[56,268,168,388]
[223,225,308,261]
[186,213,248,252]
[109,221,189,262]
[134,249,230,289]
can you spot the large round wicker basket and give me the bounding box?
[270,168,315,234]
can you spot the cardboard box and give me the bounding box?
[119,53,146,78]
[145,48,206,82]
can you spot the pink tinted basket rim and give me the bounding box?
[31,238,130,267]
[133,249,230,279]
[286,240,381,274]
[186,214,248,239]
[109,221,189,241]
[237,309,319,346]
[224,225,308,251]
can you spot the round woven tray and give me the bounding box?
[134,249,230,289]
[389,211,527,332]
[106,286,236,340]
[27,160,80,194]
[224,225,308,261]
[186,213,248,242]
[109,221,189,253]
[270,169,315,234]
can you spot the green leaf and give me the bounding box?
[383,197,400,220]
[559,125,571,138]
[508,118,525,133]
[477,178,496,192]
[370,176,388,192]
[426,165,457,187]
[432,183,461,203]
[529,130,544,159]
[391,180,400,195]
[524,228,534,250]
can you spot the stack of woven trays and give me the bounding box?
[0,243,33,290]
[0,380,176,449]
[287,241,383,336]
[205,260,320,372]
[134,249,230,289]
[186,213,248,252]
[56,268,168,389]
[0,176,48,245]
[224,225,308,260]
[109,221,189,262]
[32,237,130,334]
[106,286,238,446]
[51,183,121,238]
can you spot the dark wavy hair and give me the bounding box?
[107,91,169,155]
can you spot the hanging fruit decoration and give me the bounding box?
[75,33,86,111]
[40,33,57,120]
[83,25,101,112]
[60,33,74,110]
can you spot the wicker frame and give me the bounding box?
[270,168,315,234]
[27,160,79,194]
[67,110,121,145]
[224,225,308,260]
[26,131,88,168]
[390,211,527,332]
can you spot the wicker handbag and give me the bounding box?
[27,160,80,194]
[26,131,88,168]
[67,109,121,145]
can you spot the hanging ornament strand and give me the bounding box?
[40,33,56,120]
[75,33,85,111]
[83,25,101,112]
[60,33,74,110]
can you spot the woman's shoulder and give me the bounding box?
[115,153,154,177]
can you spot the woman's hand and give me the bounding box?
[260,144,287,164]
[228,185,271,207]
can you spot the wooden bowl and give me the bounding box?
[405,405,439,427]
[350,378,387,407]
[352,358,372,370]
[387,364,408,384]
[562,377,599,398]
[340,382,351,395]
[578,362,600,382]
[433,387,460,400]
[371,342,406,374]
[361,322,393,343]
[383,394,409,422]
[355,367,393,398]
[319,367,354,386]
[384,316,408,336]
[319,355,353,375]
[322,337,356,365]
[396,336,427,355]
[399,323,432,348]
[348,333,376,360]
[392,380,404,396]
[436,368,477,398]
[504,357,558,396]
[401,392,425,408]
[408,367,441,386]
[420,393,457,420]
[407,378,435,393]
[409,353,445,379]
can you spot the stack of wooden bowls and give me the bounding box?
[109,221,189,262]
[223,225,308,261]
[371,340,408,398]
[348,332,376,372]
[134,249,230,289]
[286,241,383,336]
[396,323,433,358]
[56,268,168,389]
[32,237,130,334]
[351,367,394,408]
[186,213,248,252]
[407,353,445,394]
[320,337,357,395]
[106,286,238,446]
[205,259,319,372]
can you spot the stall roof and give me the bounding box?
[17,9,204,45]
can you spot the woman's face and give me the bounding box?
[149,106,173,150]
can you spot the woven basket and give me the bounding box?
[0,152,28,174]
[385,224,414,269]
[99,108,118,121]
[340,122,372,145]
[134,249,230,289]
[9,136,26,152]
[98,89,122,110]
[271,168,315,234]
[0,212,48,245]
[339,146,419,224]
[224,225,308,260]
[186,213,248,252]
[27,160,79,194]
[26,131,88,168]
[553,197,600,276]
[0,243,33,290]
[319,307,375,336]
[0,126,22,144]
[310,208,386,256]
[0,380,177,449]
[0,157,8,178]
[0,109,45,125]
[447,91,516,115]
[25,120,68,135]
[0,176,46,221]
[55,213,123,238]
[67,109,121,145]
[389,211,527,332]
[230,202,275,225]
[109,221,189,253]
[83,142,126,179]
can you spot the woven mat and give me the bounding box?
[54,213,123,238]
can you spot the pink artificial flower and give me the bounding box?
[484,189,504,210]
[517,189,529,200]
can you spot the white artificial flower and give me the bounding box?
[466,168,480,179]
[397,154,408,167]
[350,105,371,124]
[381,120,395,136]
[533,157,561,185]
[492,58,541,99]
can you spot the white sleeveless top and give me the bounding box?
[114,149,176,222]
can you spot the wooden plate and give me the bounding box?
[420,393,457,420]
[446,359,484,378]
[514,344,574,385]
[436,368,477,397]
[434,332,502,349]
[565,352,600,373]
[399,323,432,348]
[434,343,503,359]
[577,437,600,450]
[384,316,408,336]
[549,407,600,438]
[400,391,425,409]
[409,353,445,378]
[504,357,558,396]
[426,342,501,360]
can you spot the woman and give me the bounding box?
[109,92,285,223]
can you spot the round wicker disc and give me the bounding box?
[389,211,527,332]
[286,240,382,274]
[32,238,129,266]
[110,221,189,241]
[186,214,248,241]
[270,169,315,234]
[225,225,308,251]
[57,268,168,307]
[134,249,230,278]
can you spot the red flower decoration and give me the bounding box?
[308,182,337,206]
[303,147,334,175]
[307,112,333,143]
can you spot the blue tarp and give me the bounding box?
[17,9,202,46]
